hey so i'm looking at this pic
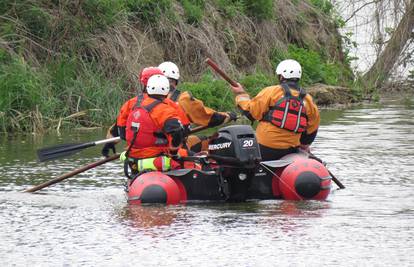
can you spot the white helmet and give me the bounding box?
[158,61,180,80]
[276,59,302,79]
[146,75,170,96]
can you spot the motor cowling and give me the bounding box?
[208,125,261,169]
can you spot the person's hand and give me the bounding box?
[225,111,238,123]
[299,144,310,153]
[102,142,116,157]
[230,82,246,95]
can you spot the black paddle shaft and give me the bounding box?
[37,141,96,162]
[308,153,345,189]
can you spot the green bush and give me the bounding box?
[215,0,244,18]
[240,72,275,96]
[126,0,172,24]
[180,74,235,111]
[0,54,127,132]
[180,0,205,25]
[243,0,273,20]
[309,0,334,16]
[270,44,353,86]
[81,0,127,30]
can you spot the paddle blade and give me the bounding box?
[37,142,94,162]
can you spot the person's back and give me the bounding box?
[230,59,320,160]
[158,61,237,152]
[122,74,185,174]
[125,94,180,159]
[101,67,165,157]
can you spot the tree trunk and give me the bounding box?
[363,0,414,89]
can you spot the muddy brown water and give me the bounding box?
[0,98,413,266]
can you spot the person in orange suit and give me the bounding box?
[158,61,237,153]
[229,59,320,160]
[121,74,185,173]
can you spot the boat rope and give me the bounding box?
[259,163,304,200]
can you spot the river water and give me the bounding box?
[0,98,413,266]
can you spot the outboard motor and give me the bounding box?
[208,125,261,201]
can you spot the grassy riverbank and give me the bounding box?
[0,0,355,133]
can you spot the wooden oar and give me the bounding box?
[306,152,345,189]
[37,137,121,162]
[205,58,238,87]
[23,154,120,193]
[26,125,212,193]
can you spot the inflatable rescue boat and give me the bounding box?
[125,125,332,204]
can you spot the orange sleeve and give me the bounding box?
[178,91,220,126]
[235,86,282,120]
[116,97,137,127]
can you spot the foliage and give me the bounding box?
[180,74,235,111]
[215,0,244,18]
[270,44,353,86]
[180,72,277,112]
[0,53,127,132]
[309,0,334,16]
[243,0,273,20]
[81,0,127,30]
[179,0,205,25]
[0,0,356,132]
[126,0,172,24]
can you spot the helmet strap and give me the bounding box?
[149,95,166,101]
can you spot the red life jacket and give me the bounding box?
[263,83,308,133]
[126,95,169,151]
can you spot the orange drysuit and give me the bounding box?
[235,84,320,149]
[120,95,182,159]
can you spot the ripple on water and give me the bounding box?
[1,99,414,266]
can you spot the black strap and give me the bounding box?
[135,93,144,108]
[134,94,162,111]
[143,99,161,112]
[280,82,307,100]
[280,82,292,97]
[169,89,181,102]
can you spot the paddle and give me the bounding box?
[26,124,215,193]
[306,152,345,189]
[205,58,238,87]
[23,153,120,193]
[37,137,121,162]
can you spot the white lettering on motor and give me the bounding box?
[209,142,232,150]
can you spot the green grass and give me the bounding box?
[0,54,127,133]
[0,0,357,132]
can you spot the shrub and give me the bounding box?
[126,0,172,24]
[215,0,244,18]
[309,0,334,16]
[270,44,353,86]
[180,74,235,111]
[243,0,273,20]
[81,0,127,30]
[179,0,205,25]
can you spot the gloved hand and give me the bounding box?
[119,151,127,162]
[102,142,116,158]
[230,82,246,95]
[227,111,238,122]
[223,111,238,124]
[299,144,310,153]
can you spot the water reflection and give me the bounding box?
[119,205,178,230]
